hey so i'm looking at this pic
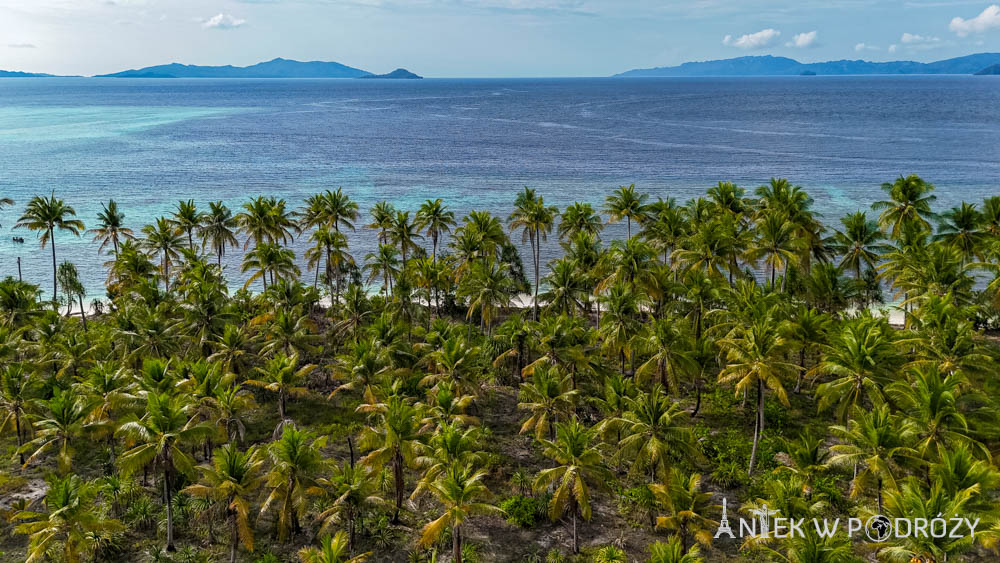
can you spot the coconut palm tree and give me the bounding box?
[418,462,501,563]
[518,364,578,440]
[313,461,383,554]
[416,198,456,264]
[117,391,213,551]
[604,183,648,239]
[390,210,422,265]
[245,353,315,428]
[141,217,185,292]
[21,388,104,474]
[300,188,359,236]
[242,241,299,291]
[827,211,888,279]
[934,201,985,263]
[636,317,695,393]
[364,244,400,297]
[872,174,937,239]
[56,261,87,330]
[534,418,609,554]
[200,201,240,266]
[171,199,204,251]
[828,404,919,513]
[87,199,133,259]
[718,307,796,475]
[746,211,802,290]
[237,196,296,249]
[458,259,513,334]
[650,469,719,550]
[813,315,900,423]
[15,194,85,302]
[509,188,558,320]
[13,474,123,563]
[601,385,698,483]
[184,444,266,563]
[783,306,831,393]
[559,201,603,240]
[0,364,36,465]
[261,425,327,541]
[358,393,425,523]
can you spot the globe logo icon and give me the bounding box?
[866,515,892,542]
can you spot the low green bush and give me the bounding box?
[500,495,547,528]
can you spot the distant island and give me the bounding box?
[974,64,1000,75]
[0,70,58,78]
[615,53,1000,77]
[357,68,422,80]
[96,57,373,78]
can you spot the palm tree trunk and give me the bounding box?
[392,451,404,524]
[78,295,88,332]
[453,523,462,563]
[15,416,25,465]
[794,348,805,393]
[692,376,703,417]
[877,477,883,514]
[164,464,175,551]
[748,377,763,476]
[49,228,57,304]
[572,503,579,554]
[230,518,239,563]
[532,228,540,321]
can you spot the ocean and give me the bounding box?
[1,76,999,299]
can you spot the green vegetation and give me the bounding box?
[2,175,1000,562]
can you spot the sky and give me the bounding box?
[2,1,1000,77]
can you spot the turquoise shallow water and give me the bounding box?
[1,76,998,299]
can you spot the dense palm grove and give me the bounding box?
[1,175,1000,563]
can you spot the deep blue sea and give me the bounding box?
[1,76,999,299]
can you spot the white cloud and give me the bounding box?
[950,4,1000,36]
[854,42,878,52]
[785,30,817,48]
[888,44,898,53]
[202,13,246,29]
[722,28,780,49]
[900,32,939,44]
[8,43,37,48]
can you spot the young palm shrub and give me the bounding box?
[758,529,855,563]
[20,387,106,474]
[13,474,124,563]
[260,425,327,542]
[412,422,484,501]
[299,531,370,563]
[646,536,704,563]
[517,364,578,441]
[245,352,315,435]
[312,461,385,555]
[774,430,829,498]
[650,469,719,550]
[534,418,610,554]
[183,444,266,563]
[418,462,502,563]
[116,391,214,552]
